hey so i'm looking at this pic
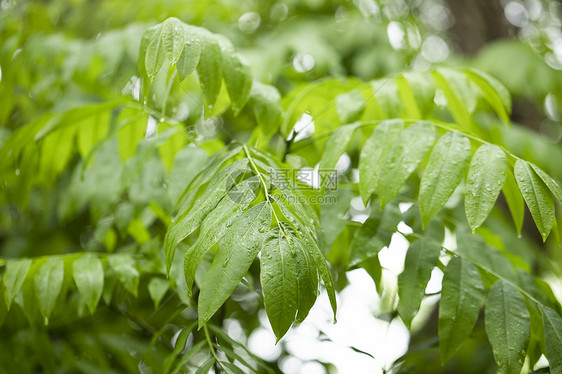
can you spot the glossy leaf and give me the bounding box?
[503,167,525,235]
[485,280,530,374]
[34,257,64,324]
[148,277,170,309]
[319,122,359,189]
[465,68,511,124]
[73,255,104,314]
[419,131,471,226]
[432,69,475,130]
[260,228,298,341]
[530,163,562,203]
[398,221,443,327]
[439,257,487,363]
[198,202,271,326]
[196,35,223,108]
[249,82,282,135]
[292,235,319,324]
[514,159,555,241]
[465,144,507,231]
[176,29,202,81]
[358,119,404,204]
[541,306,562,374]
[184,177,258,295]
[376,121,437,207]
[335,89,365,124]
[222,53,253,115]
[108,254,140,297]
[161,17,186,65]
[2,259,32,310]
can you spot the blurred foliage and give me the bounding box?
[1,0,562,373]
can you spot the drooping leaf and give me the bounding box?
[349,202,402,266]
[398,220,443,327]
[439,257,487,364]
[465,144,507,231]
[221,53,253,115]
[514,159,555,241]
[34,257,65,324]
[184,177,258,296]
[148,277,170,309]
[176,27,202,81]
[376,121,437,207]
[73,255,104,314]
[419,131,471,226]
[485,280,530,374]
[292,235,319,324]
[530,163,562,203]
[456,228,519,285]
[139,24,163,80]
[541,306,562,374]
[335,89,365,124]
[2,259,32,310]
[249,82,282,135]
[165,157,248,272]
[108,254,140,297]
[196,34,223,109]
[396,72,436,118]
[198,202,271,326]
[161,18,186,65]
[503,167,525,235]
[319,122,360,189]
[144,24,165,80]
[465,68,511,124]
[432,69,476,130]
[260,228,298,341]
[358,119,404,204]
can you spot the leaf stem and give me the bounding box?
[204,324,227,371]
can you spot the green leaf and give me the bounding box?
[260,228,298,341]
[161,18,186,65]
[319,122,360,189]
[456,228,518,285]
[439,257,486,364]
[2,259,32,310]
[196,34,223,109]
[249,82,282,135]
[503,167,524,236]
[116,109,147,163]
[485,280,530,374]
[398,221,443,327]
[541,306,562,374]
[184,177,258,296]
[198,202,271,326]
[530,163,562,203]
[419,131,471,226]
[432,69,476,130]
[396,72,436,118]
[514,159,555,241]
[139,24,162,80]
[108,254,140,297]
[194,357,215,374]
[377,121,437,207]
[292,235,319,324]
[465,68,511,124]
[358,119,404,204]
[34,257,64,324]
[222,53,253,115]
[148,277,170,309]
[349,202,402,266]
[335,89,365,124]
[73,255,104,314]
[144,24,165,80]
[176,27,202,81]
[165,158,248,273]
[465,144,507,231]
